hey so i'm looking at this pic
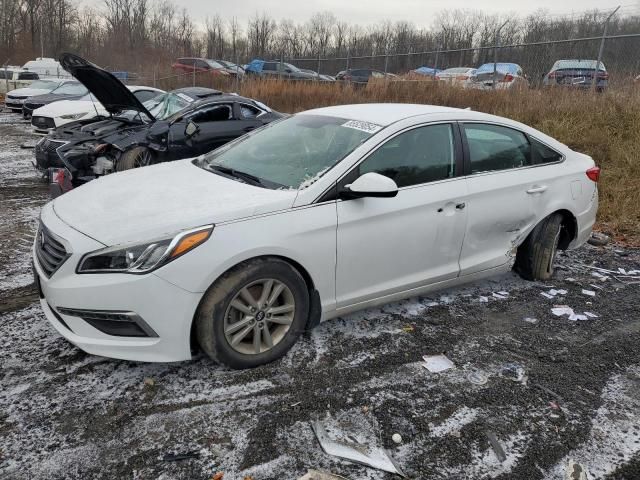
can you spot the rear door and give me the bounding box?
[335,122,468,308]
[458,122,560,275]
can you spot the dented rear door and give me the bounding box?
[458,122,541,275]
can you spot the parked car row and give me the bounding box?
[427,59,608,91]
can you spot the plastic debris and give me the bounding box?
[523,317,539,324]
[551,306,574,317]
[581,289,596,297]
[485,431,507,462]
[500,363,526,383]
[143,377,156,387]
[587,232,609,246]
[492,292,509,299]
[468,370,489,385]
[540,292,554,299]
[163,450,199,461]
[422,354,455,373]
[478,296,489,303]
[591,272,609,281]
[401,325,414,333]
[568,312,588,321]
[211,472,224,480]
[392,433,403,444]
[298,470,348,480]
[584,312,599,318]
[311,420,405,477]
[566,459,589,480]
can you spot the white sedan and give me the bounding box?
[30,85,165,133]
[34,104,599,368]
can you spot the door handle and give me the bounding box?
[455,202,466,210]
[527,185,548,194]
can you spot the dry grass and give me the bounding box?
[231,79,640,243]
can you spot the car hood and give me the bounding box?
[52,159,299,245]
[59,53,154,119]
[7,88,52,97]
[34,100,106,118]
[26,93,83,105]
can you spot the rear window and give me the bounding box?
[553,60,605,71]
[464,123,531,173]
[351,70,370,76]
[531,138,563,165]
[18,71,39,80]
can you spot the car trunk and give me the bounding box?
[550,68,605,86]
[473,70,514,87]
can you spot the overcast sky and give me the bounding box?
[159,0,625,27]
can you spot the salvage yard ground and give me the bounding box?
[1,110,640,479]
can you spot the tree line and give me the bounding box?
[1,0,640,77]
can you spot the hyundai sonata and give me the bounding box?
[33,104,599,368]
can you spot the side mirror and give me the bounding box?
[185,121,199,137]
[342,172,398,199]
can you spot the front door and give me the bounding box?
[335,123,468,308]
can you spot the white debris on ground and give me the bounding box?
[544,366,640,479]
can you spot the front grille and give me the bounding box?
[7,95,26,100]
[37,138,65,154]
[24,102,44,111]
[35,223,70,278]
[32,116,55,130]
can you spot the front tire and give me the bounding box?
[195,258,310,369]
[116,146,154,171]
[515,213,563,281]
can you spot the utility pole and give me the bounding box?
[493,20,509,90]
[593,5,620,92]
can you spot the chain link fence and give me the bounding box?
[285,34,640,87]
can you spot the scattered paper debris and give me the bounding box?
[298,470,348,480]
[552,306,574,317]
[478,296,489,303]
[311,421,405,477]
[485,431,507,462]
[584,312,599,318]
[422,354,455,373]
[392,433,403,444]
[581,289,596,297]
[492,292,508,299]
[523,317,538,324]
[468,371,489,385]
[541,292,554,299]
[591,272,609,281]
[568,313,588,321]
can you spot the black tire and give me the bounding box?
[116,146,153,172]
[515,213,563,281]
[195,258,310,369]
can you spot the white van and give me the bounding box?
[0,67,41,94]
[22,58,70,79]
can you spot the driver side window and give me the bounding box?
[359,124,456,188]
[189,105,232,124]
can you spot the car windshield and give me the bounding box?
[114,92,190,122]
[200,114,379,189]
[52,82,88,95]
[28,80,59,90]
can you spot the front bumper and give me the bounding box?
[33,203,202,362]
[5,99,24,110]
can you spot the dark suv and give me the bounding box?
[245,60,317,81]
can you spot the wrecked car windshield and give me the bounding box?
[115,93,190,122]
[200,114,379,189]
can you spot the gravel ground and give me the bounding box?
[1,111,640,480]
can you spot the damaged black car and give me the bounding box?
[37,53,283,196]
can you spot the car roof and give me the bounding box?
[300,103,468,126]
[191,94,257,109]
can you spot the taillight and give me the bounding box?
[456,75,469,80]
[548,72,556,79]
[597,71,609,80]
[500,74,514,82]
[586,166,601,182]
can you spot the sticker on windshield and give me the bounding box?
[341,120,382,134]
[176,93,194,103]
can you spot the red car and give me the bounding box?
[171,58,230,76]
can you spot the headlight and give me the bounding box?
[77,225,213,274]
[60,112,86,120]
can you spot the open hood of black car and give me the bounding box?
[59,53,154,120]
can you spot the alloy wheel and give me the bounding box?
[223,278,295,355]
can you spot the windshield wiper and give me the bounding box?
[205,164,267,188]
